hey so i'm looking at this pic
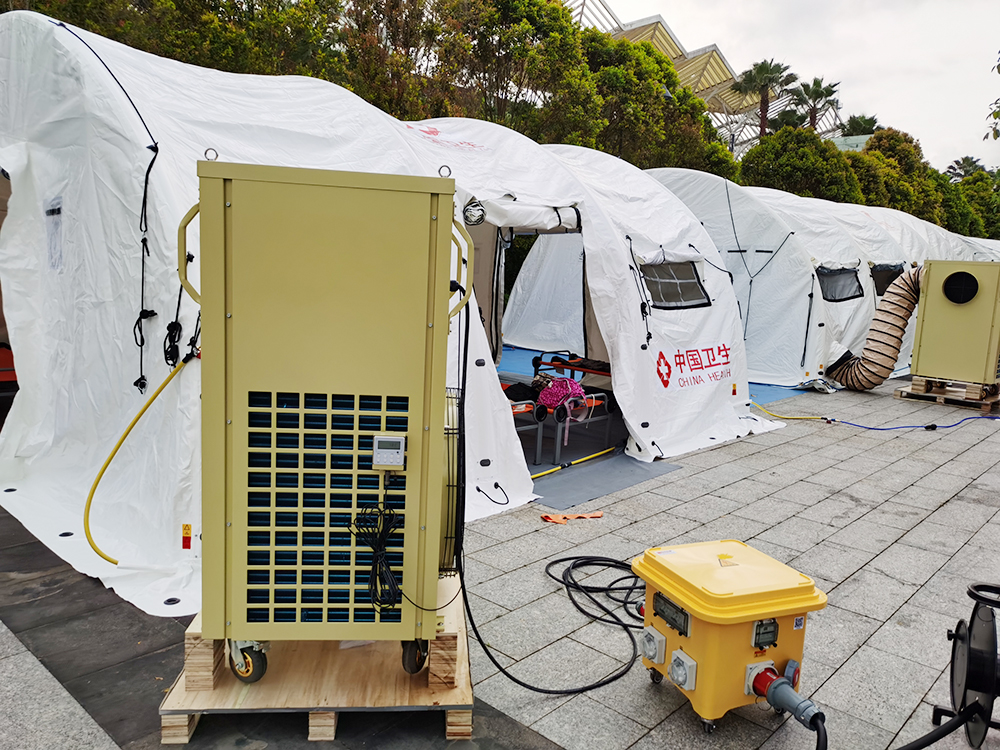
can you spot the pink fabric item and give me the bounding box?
[537,378,585,409]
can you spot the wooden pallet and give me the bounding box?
[160,576,472,744]
[895,383,1000,413]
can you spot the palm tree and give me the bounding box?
[731,59,799,138]
[946,156,985,182]
[842,114,880,137]
[791,77,839,129]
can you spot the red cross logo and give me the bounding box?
[656,352,671,389]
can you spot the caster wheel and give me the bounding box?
[774,707,786,716]
[230,648,267,683]
[554,404,568,423]
[648,668,663,684]
[402,639,428,674]
[701,720,716,734]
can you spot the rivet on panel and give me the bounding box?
[227,313,232,318]
[226,420,232,424]
[226,202,231,207]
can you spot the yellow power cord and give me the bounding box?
[749,400,825,421]
[531,446,616,479]
[84,358,191,565]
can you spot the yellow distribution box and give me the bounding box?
[632,540,826,722]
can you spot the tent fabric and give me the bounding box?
[0,12,774,616]
[647,169,838,387]
[501,146,777,460]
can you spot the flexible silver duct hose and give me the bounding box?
[826,265,923,391]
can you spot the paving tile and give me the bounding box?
[627,703,771,750]
[477,591,599,660]
[462,556,505,586]
[899,521,974,555]
[0,541,70,586]
[711,478,779,504]
[728,452,789,471]
[789,542,875,584]
[755,517,838,552]
[914,471,973,494]
[925,499,997,532]
[680,515,770,544]
[865,602,954,670]
[768,482,836,506]
[888,701,990,750]
[599,493,684,523]
[670,496,743,523]
[613,513,700,546]
[796,494,875,528]
[470,531,575,573]
[469,563,563,622]
[840,478,897,504]
[885,484,955,511]
[15,602,186,683]
[813,644,938,732]
[650,477,725,502]
[943,542,1000,582]
[803,605,881,668]
[732,497,802,524]
[465,591,513,624]
[861,502,932,531]
[865,543,949,586]
[0,620,25,659]
[530,693,647,750]
[469,633,515,683]
[0,508,36,548]
[803,466,864,490]
[744,539,799,563]
[955,483,1000,508]
[551,533,648,564]
[585,659,686,729]
[827,519,906,554]
[462,527,501,554]
[690,463,760,488]
[968,521,1000,550]
[827,569,917,620]
[63,643,183,746]
[470,508,548,542]
[909,570,981,622]
[760,442,815,459]
[758,703,892,750]
[0,650,118,750]
[569,619,640,663]
[472,638,622,725]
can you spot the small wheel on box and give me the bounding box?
[774,707,786,716]
[230,648,267,683]
[701,719,716,734]
[402,639,429,674]
[648,668,663,684]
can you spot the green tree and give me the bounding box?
[739,126,863,203]
[434,0,603,146]
[791,76,839,129]
[946,156,985,182]
[960,170,1000,239]
[843,151,890,207]
[930,169,984,236]
[767,109,806,133]
[862,128,926,177]
[340,0,449,120]
[841,114,880,136]
[730,59,798,139]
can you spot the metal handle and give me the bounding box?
[177,203,201,305]
[449,219,475,319]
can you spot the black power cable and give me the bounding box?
[457,554,647,695]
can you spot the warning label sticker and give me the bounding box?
[717,553,738,567]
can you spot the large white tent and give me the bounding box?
[0,12,771,615]
[647,168,860,387]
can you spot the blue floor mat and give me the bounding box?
[749,382,805,405]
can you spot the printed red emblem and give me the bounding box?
[656,352,671,389]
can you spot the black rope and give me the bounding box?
[350,500,403,613]
[625,237,653,350]
[476,482,510,505]
[53,22,161,393]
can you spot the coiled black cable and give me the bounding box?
[350,502,402,613]
[458,554,647,695]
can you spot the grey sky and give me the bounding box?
[613,0,1000,171]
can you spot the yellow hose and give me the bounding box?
[750,400,824,421]
[84,359,190,565]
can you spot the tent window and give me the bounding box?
[816,266,863,303]
[870,263,904,296]
[640,261,711,310]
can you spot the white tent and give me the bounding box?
[648,168,860,387]
[0,12,773,615]
[503,146,770,458]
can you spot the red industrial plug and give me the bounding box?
[752,666,780,697]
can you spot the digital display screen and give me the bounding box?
[376,439,402,451]
[753,619,779,649]
[653,592,689,637]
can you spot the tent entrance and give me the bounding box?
[0,173,17,428]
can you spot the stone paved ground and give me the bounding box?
[463,381,1000,750]
[3,379,1000,749]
